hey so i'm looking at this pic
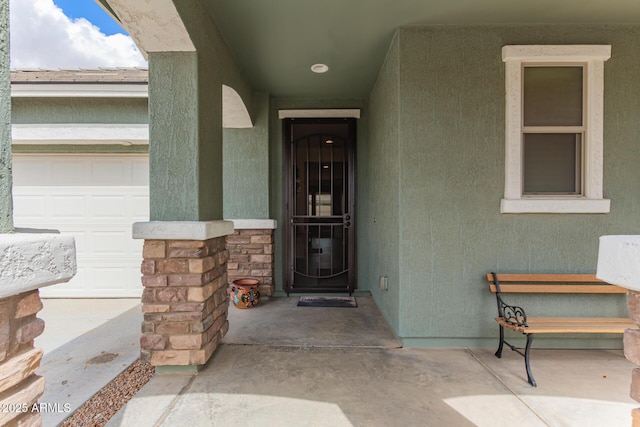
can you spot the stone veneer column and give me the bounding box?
[133,221,234,369]
[0,232,75,426]
[226,220,277,297]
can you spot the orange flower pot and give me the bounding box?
[231,278,261,308]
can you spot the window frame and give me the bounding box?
[501,45,611,214]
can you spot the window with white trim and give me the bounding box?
[501,45,611,214]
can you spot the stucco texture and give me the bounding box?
[366,25,640,346]
[149,0,253,221]
[149,51,201,221]
[0,1,12,232]
[11,98,148,124]
[361,33,401,333]
[223,93,269,219]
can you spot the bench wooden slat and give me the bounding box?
[488,271,633,387]
[496,317,638,334]
[486,273,603,283]
[525,317,635,324]
[488,284,627,294]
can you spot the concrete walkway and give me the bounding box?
[107,297,637,427]
[36,299,141,426]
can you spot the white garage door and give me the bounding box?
[12,154,149,298]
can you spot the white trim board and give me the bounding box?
[501,44,611,214]
[12,124,149,145]
[11,83,148,98]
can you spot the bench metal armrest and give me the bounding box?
[492,271,528,327]
[499,299,528,327]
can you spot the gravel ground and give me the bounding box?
[59,360,154,427]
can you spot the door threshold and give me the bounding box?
[272,290,371,298]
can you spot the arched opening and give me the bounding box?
[223,84,253,128]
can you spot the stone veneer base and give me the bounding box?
[0,290,47,426]
[134,220,275,365]
[139,237,230,367]
[226,228,275,297]
[0,231,76,426]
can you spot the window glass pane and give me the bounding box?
[523,133,581,194]
[523,67,583,127]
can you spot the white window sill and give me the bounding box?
[501,198,611,214]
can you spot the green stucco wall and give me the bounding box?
[148,51,204,221]
[366,25,640,347]
[362,33,401,333]
[11,98,148,124]
[0,1,12,233]
[223,93,269,219]
[149,0,253,221]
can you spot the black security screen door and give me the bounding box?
[284,118,356,294]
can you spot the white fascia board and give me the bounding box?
[11,83,148,98]
[12,124,149,145]
[278,109,361,119]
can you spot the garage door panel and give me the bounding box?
[52,196,86,218]
[91,195,129,218]
[91,266,142,291]
[13,154,149,298]
[13,195,46,218]
[91,231,130,255]
[132,162,148,185]
[131,195,150,218]
[51,161,91,185]
[91,160,124,182]
[12,159,51,185]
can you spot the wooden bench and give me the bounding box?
[486,272,636,387]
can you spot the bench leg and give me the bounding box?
[495,324,504,358]
[524,334,536,387]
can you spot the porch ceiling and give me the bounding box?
[203,0,640,98]
[101,0,640,99]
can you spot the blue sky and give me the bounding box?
[52,0,125,36]
[10,0,146,69]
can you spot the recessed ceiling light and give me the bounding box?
[311,63,329,74]
[325,139,334,144]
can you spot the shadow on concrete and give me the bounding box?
[107,296,637,426]
[37,304,141,426]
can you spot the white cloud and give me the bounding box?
[9,0,147,69]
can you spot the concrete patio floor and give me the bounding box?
[31,296,638,426]
[98,296,637,427]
